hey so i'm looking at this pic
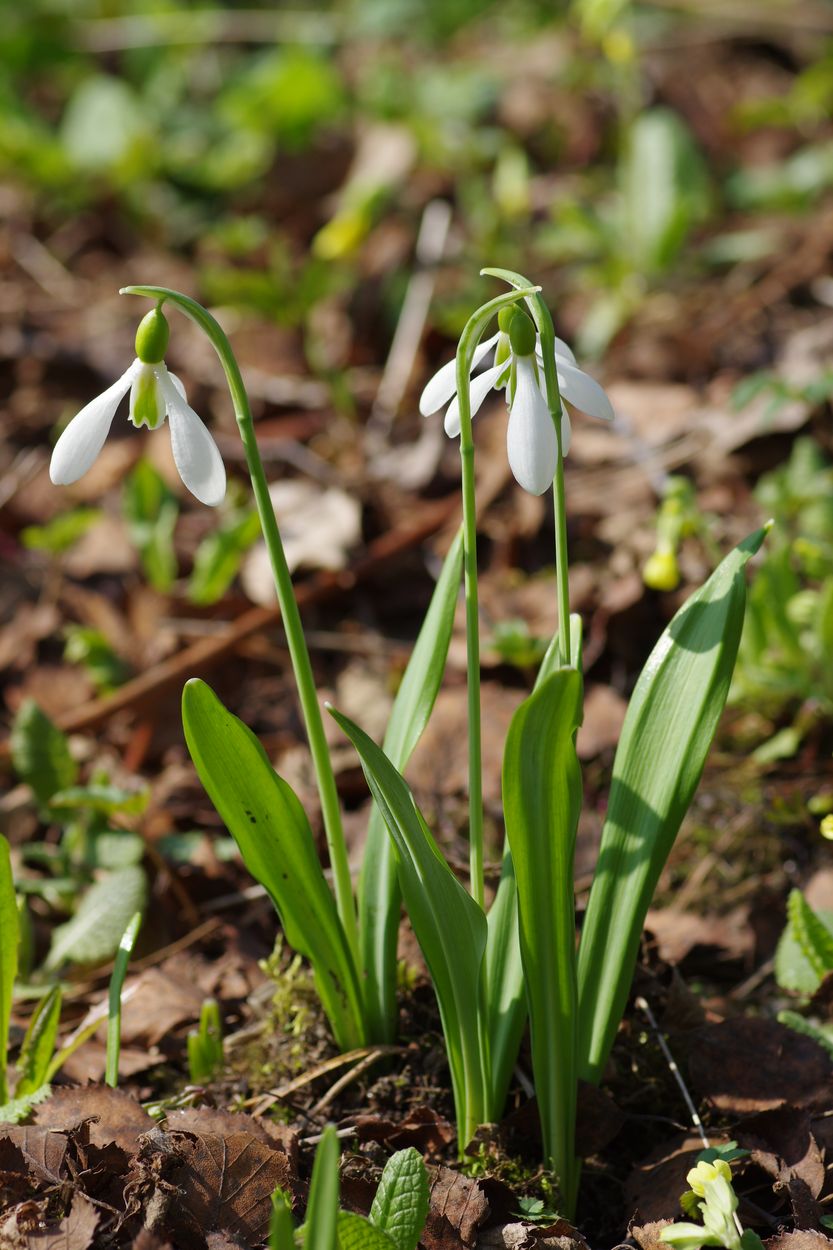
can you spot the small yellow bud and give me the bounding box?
[821,815,833,841]
[643,547,680,592]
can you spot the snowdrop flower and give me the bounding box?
[50,307,226,507]
[419,305,614,496]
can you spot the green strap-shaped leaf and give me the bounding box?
[0,835,18,1104]
[786,889,833,985]
[16,985,62,1098]
[269,1189,296,1250]
[369,1147,429,1250]
[330,707,490,1147]
[337,1212,397,1250]
[577,527,766,1083]
[502,667,584,1213]
[182,679,366,1052]
[305,1126,340,1250]
[359,527,463,1043]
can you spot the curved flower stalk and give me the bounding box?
[50,308,226,507]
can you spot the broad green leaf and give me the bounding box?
[44,867,147,971]
[778,891,833,992]
[182,679,365,1052]
[16,985,62,1097]
[0,835,18,1104]
[775,900,833,995]
[123,460,179,592]
[304,1126,340,1250]
[369,1148,429,1250]
[577,527,766,1083]
[21,508,102,555]
[61,74,147,171]
[11,701,77,811]
[502,667,584,1213]
[359,526,463,1043]
[49,785,150,818]
[331,707,489,1145]
[536,613,583,686]
[337,1213,397,1250]
[188,508,261,605]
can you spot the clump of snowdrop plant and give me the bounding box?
[47,275,765,1222]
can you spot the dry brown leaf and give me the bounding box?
[644,907,753,965]
[765,1235,833,1250]
[22,1195,98,1250]
[736,1107,825,1227]
[625,1135,716,1224]
[176,1131,296,1243]
[424,1165,491,1250]
[353,1106,456,1156]
[686,1019,833,1115]
[576,685,627,759]
[0,1129,69,1186]
[34,1085,154,1152]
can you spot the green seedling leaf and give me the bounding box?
[269,1188,295,1250]
[106,910,142,1088]
[336,1212,397,1250]
[359,525,463,1043]
[21,508,102,555]
[188,508,261,604]
[369,1147,429,1250]
[11,701,78,811]
[44,867,147,971]
[775,900,833,995]
[88,832,145,871]
[577,527,766,1083]
[784,889,833,987]
[123,459,179,592]
[15,985,62,1097]
[503,667,584,1212]
[49,785,150,817]
[331,706,489,1146]
[304,1126,340,1250]
[0,1084,52,1125]
[182,679,366,1052]
[0,835,19,1104]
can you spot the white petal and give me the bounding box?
[556,358,614,421]
[561,409,572,456]
[506,358,558,496]
[49,362,138,486]
[553,336,577,365]
[419,332,499,416]
[156,370,226,507]
[165,370,187,400]
[443,361,506,438]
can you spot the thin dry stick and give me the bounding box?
[311,1046,397,1114]
[634,995,709,1150]
[248,1044,404,1115]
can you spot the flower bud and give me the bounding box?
[135,307,170,364]
[643,547,680,592]
[508,309,537,358]
[498,305,519,334]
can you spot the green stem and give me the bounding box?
[454,286,541,908]
[121,285,359,961]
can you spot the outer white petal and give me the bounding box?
[561,409,572,456]
[506,358,558,496]
[556,358,614,421]
[443,361,506,438]
[419,332,499,416]
[49,362,139,486]
[535,335,577,368]
[156,369,226,507]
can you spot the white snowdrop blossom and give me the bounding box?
[49,308,226,507]
[419,306,614,496]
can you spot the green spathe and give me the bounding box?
[134,306,169,364]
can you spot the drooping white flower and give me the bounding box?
[49,308,226,507]
[419,304,614,495]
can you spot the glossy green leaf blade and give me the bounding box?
[577,527,766,1083]
[330,707,489,1146]
[106,910,142,1087]
[182,679,365,1052]
[359,527,463,1043]
[16,986,62,1098]
[369,1147,429,1250]
[0,835,19,1104]
[269,1189,295,1250]
[502,667,584,1212]
[304,1127,340,1250]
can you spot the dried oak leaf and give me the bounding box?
[479,1219,589,1248]
[0,1128,69,1186]
[499,1084,624,1159]
[423,1165,491,1250]
[625,1134,719,1224]
[34,1085,154,1152]
[175,1130,296,1244]
[630,1220,674,1250]
[686,1019,833,1114]
[163,1108,297,1162]
[130,1231,173,1250]
[22,1193,98,1250]
[736,1107,824,1228]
